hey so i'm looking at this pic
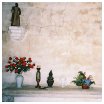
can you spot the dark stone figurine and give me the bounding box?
[35,65,41,88]
[47,70,54,87]
[11,3,21,26]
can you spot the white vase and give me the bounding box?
[16,74,24,88]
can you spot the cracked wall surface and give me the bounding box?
[2,2,102,88]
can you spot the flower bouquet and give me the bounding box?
[72,71,95,89]
[5,56,35,74]
[5,56,35,88]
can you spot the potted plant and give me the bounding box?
[82,75,95,89]
[72,71,95,89]
[5,56,35,88]
[47,70,54,87]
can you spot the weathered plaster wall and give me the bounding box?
[2,2,102,88]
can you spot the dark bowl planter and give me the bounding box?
[47,80,54,87]
[82,84,90,89]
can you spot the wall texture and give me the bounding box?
[2,2,102,88]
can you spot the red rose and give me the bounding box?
[20,57,26,63]
[12,64,16,67]
[9,57,12,60]
[5,57,35,73]
[31,65,33,68]
[22,62,26,66]
[28,58,31,60]
[15,69,18,73]
[28,58,32,62]
[20,57,23,60]
[15,57,19,60]
[10,64,12,66]
[5,65,8,68]
[29,60,32,62]
[28,64,33,68]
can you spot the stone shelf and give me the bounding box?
[2,85,102,102]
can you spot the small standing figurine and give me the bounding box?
[47,70,54,87]
[11,3,21,26]
[35,65,41,88]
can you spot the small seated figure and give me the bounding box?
[35,65,41,88]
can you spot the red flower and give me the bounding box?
[10,64,12,66]
[15,57,19,60]
[5,56,35,74]
[29,60,32,62]
[20,57,23,60]
[28,58,32,62]
[22,62,26,66]
[15,69,18,73]
[9,57,12,60]
[28,64,33,68]
[31,65,34,68]
[5,65,9,68]
[12,64,16,67]
[28,58,31,60]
